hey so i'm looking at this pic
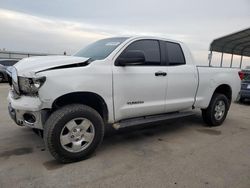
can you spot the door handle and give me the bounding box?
[155,71,167,76]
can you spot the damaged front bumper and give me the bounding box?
[7,90,49,130]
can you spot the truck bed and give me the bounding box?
[194,66,241,109]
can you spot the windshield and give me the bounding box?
[74,37,128,60]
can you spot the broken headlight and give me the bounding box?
[10,67,20,94]
[19,76,46,95]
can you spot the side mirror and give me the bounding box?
[115,50,145,66]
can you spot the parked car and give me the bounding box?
[0,64,7,82]
[6,36,241,163]
[239,66,250,102]
[0,59,18,82]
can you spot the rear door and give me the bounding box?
[164,42,198,112]
[113,39,168,121]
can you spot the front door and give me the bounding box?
[113,39,168,121]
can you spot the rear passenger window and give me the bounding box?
[124,40,161,65]
[166,42,185,65]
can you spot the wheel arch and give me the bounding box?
[52,92,109,123]
[213,84,232,103]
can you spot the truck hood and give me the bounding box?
[14,55,89,77]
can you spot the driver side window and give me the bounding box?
[121,40,161,66]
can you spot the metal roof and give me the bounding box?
[210,28,250,57]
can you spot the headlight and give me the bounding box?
[10,67,20,94]
[19,76,46,95]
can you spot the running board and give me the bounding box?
[113,111,195,130]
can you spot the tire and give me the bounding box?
[202,93,229,127]
[44,104,104,163]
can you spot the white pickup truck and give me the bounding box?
[7,36,241,163]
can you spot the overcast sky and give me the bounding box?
[0,0,249,65]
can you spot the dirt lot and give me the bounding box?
[0,83,249,188]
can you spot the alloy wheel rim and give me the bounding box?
[214,100,226,121]
[60,118,95,153]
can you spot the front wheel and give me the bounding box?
[202,93,229,127]
[44,104,104,163]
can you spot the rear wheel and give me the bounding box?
[44,104,104,163]
[202,93,229,126]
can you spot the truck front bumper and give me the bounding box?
[7,90,48,130]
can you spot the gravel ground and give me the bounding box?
[0,83,249,188]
